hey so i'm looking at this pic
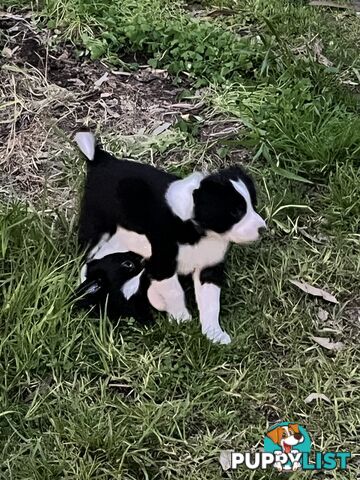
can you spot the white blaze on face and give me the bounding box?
[281,426,303,446]
[284,436,301,446]
[227,179,266,244]
[121,269,144,300]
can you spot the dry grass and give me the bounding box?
[1,12,215,207]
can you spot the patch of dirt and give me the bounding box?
[0,12,185,207]
[0,11,248,209]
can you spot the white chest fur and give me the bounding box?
[177,235,229,275]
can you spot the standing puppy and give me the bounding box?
[76,132,266,344]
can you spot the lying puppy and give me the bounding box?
[75,131,266,344]
[74,251,153,325]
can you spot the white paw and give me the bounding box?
[292,462,301,471]
[203,328,231,345]
[169,308,192,324]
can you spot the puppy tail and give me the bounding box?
[75,131,97,162]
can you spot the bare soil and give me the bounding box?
[0,11,249,209]
[0,12,185,207]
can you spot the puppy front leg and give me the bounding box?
[193,265,231,345]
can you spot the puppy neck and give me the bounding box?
[165,172,205,221]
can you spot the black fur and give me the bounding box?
[78,150,205,280]
[75,134,262,333]
[199,263,225,287]
[194,166,257,233]
[79,145,255,281]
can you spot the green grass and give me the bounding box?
[36,0,264,85]
[1,0,360,478]
[1,203,359,478]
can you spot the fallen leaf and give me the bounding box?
[313,39,333,67]
[341,80,359,86]
[290,280,339,304]
[172,101,205,112]
[2,47,13,58]
[219,450,232,471]
[68,78,86,87]
[149,68,167,75]
[207,8,235,17]
[317,307,329,321]
[305,393,331,404]
[312,336,344,351]
[299,228,327,244]
[152,122,172,135]
[309,0,360,11]
[106,108,120,118]
[193,8,235,18]
[0,11,28,20]
[94,72,109,87]
[111,70,132,76]
[57,51,69,61]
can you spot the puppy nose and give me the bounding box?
[294,433,303,440]
[258,226,267,236]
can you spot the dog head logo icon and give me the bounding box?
[264,422,312,471]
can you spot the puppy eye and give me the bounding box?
[230,209,242,218]
[121,260,135,270]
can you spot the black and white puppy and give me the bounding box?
[74,251,153,325]
[75,132,266,344]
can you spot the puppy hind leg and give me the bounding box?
[147,284,167,312]
[148,275,191,323]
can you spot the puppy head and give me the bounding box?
[74,252,144,312]
[193,166,266,243]
[266,424,304,451]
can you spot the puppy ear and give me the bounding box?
[73,279,102,307]
[165,172,204,220]
[266,427,281,446]
[193,177,234,207]
[289,424,300,434]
